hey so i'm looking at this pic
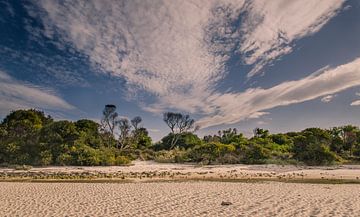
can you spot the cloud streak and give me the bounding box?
[351,100,360,106]
[198,58,360,128]
[0,70,75,116]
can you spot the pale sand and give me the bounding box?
[0,181,360,216]
[1,161,360,182]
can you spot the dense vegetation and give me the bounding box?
[1,108,360,167]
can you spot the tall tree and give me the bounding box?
[131,116,142,131]
[0,109,53,165]
[100,104,118,147]
[163,112,198,149]
[118,118,132,150]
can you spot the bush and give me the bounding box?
[154,132,201,151]
[39,150,53,166]
[293,135,337,165]
[295,143,337,165]
[187,142,235,164]
[115,156,131,165]
[154,150,176,163]
[154,148,188,163]
[98,149,116,166]
[217,153,241,164]
[242,144,271,164]
[56,153,73,165]
[138,149,155,161]
[72,145,101,166]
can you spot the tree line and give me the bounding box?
[1,107,360,166]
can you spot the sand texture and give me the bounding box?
[0,181,360,216]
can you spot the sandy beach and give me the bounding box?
[1,181,359,216]
[1,162,360,216]
[1,161,360,183]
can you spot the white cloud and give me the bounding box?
[28,0,228,99]
[321,95,336,103]
[0,70,75,116]
[197,58,360,128]
[26,0,347,128]
[350,100,360,106]
[238,0,345,78]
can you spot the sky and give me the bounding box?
[0,0,360,141]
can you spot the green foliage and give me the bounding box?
[293,132,337,165]
[75,119,103,148]
[253,128,269,138]
[0,109,132,166]
[204,128,247,145]
[56,153,73,165]
[1,109,360,167]
[155,132,201,151]
[0,109,53,164]
[133,128,152,149]
[188,142,235,164]
[242,143,271,164]
[39,150,52,166]
[154,148,188,163]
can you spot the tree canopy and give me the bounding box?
[1,109,360,166]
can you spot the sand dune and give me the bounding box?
[0,181,359,216]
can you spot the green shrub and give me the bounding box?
[138,149,155,160]
[97,147,116,165]
[188,142,236,164]
[293,135,337,165]
[217,153,241,164]
[115,156,131,165]
[56,153,73,165]
[39,150,53,166]
[154,132,201,150]
[154,148,188,163]
[242,144,270,164]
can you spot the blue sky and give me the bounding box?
[1,0,360,141]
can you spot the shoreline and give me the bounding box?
[1,161,360,184]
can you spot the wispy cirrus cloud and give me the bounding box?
[25,0,349,129]
[0,70,75,117]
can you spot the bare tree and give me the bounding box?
[163,112,180,133]
[118,118,132,150]
[131,116,142,131]
[163,112,198,149]
[100,104,118,147]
